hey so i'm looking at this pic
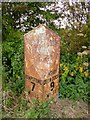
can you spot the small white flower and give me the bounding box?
[77,33,84,36]
[77,52,82,56]
[82,50,90,55]
[82,46,87,49]
[83,62,89,67]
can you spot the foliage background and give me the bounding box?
[2,2,90,118]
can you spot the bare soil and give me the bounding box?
[50,98,88,118]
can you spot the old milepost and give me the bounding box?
[24,24,60,101]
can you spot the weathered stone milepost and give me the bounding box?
[24,25,60,101]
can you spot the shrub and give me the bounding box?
[2,28,24,94]
[59,53,89,101]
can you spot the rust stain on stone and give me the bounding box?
[24,24,60,101]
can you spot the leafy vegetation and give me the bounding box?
[2,91,52,118]
[2,29,24,94]
[60,53,89,101]
[2,2,89,118]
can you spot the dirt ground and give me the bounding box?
[50,98,88,118]
[2,90,89,118]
